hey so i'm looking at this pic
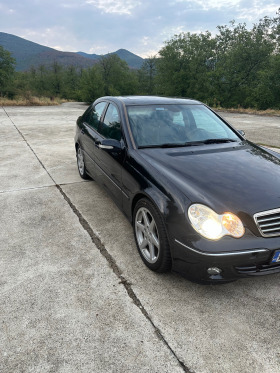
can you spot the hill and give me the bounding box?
[77,49,144,69]
[0,32,97,71]
[0,32,144,71]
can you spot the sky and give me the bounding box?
[0,0,279,57]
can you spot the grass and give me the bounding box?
[257,143,280,150]
[214,106,280,117]
[1,96,280,116]
[0,96,68,106]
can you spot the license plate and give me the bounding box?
[271,250,280,263]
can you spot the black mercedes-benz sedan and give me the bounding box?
[74,96,280,283]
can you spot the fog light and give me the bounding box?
[207,267,222,275]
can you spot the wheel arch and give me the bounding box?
[131,190,173,272]
[131,193,148,220]
[131,188,169,223]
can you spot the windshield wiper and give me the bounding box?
[202,138,238,144]
[138,139,238,149]
[139,143,191,149]
[183,141,207,146]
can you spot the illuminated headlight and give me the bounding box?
[188,204,245,240]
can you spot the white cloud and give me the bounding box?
[1,0,279,58]
[19,27,82,52]
[0,2,16,14]
[172,0,279,21]
[172,0,241,10]
[86,0,140,15]
[237,2,279,22]
[141,36,150,46]
[89,45,111,54]
[137,36,163,58]
[161,25,186,38]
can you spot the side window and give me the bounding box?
[87,102,107,130]
[99,104,122,141]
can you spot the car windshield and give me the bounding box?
[127,104,240,148]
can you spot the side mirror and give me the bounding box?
[98,138,122,151]
[237,129,246,138]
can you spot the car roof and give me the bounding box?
[99,96,202,106]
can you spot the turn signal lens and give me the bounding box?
[222,213,244,238]
[188,204,245,240]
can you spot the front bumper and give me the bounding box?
[171,236,280,283]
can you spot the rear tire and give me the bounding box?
[133,198,172,272]
[76,145,89,180]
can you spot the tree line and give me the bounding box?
[1,9,280,110]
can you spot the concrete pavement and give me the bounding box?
[0,103,280,373]
[220,111,280,148]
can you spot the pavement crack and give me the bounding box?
[2,106,56,184]
[0,185,55,194]
[56,184,192,373]
[2,105,191,372]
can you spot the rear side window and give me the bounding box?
[99,104,122,141]
[85,102,106,130]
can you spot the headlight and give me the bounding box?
[188,204,245,240]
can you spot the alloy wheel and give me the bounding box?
[135,207,160,264]
[77,147,85,176]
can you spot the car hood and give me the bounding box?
[139,142,280,216]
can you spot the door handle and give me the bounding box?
[98,144,113,150]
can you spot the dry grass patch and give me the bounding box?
[0,96,68,106]
[214,107,280,117]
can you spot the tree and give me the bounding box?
[96,54,138,96]
[213,19,275,107]
[50,61,63,97]
[253,54,280,109]
[62,66,80,100]
[138,56,157,95]
[78,66,105,102]
[0,46,15,96]
[156,32,216,101]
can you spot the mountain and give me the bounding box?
[77,52,101,61]
[0,32,144,71]
[77,49,144,69]
[0,32,97,71]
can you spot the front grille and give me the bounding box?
[254,208,280,237]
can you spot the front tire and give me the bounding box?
[133,198,172,272]
[76,145,89,179]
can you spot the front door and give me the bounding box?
[81,101,107,176]
[94,103,125,208]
